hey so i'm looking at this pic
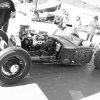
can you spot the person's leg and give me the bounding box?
[90,34,94,42]
[3,21,9,33]
[86,33,90,41]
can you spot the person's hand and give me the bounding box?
[84,25,88,27]
[10,11,16,18]
[18,11,26,16]
[39,10,44,13]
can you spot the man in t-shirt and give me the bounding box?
[0,0,16,32]
[72,16,82,34]
[16,0,34,25]
[86,15,100,42]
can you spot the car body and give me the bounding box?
[9,26,96,66]
[0,21,100,84]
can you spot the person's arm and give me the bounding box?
[96,23,100,30]
[10,1,16,18]
[18,11,27,16]
[89,21,94,27]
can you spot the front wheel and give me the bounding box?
[0,47,32,84]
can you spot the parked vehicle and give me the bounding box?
[0,22,99,84]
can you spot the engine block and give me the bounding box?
[18,25,61,57]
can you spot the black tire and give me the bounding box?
[94,50,100,69]
[0,29,8,44]
[0,47,32,84]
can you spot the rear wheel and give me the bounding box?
[0,47,32,84]
[94,50,100,69]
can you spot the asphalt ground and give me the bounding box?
[0,61,100,100]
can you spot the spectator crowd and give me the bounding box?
[0,0,100,43]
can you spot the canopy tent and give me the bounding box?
[36,0,61,11]
[37,4,61,12]
[35,0,100,13]
[60,0,100,12]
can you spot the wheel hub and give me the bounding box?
[10,64,19,73]
[1,56,25,78]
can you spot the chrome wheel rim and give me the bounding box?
[1,55,26,79]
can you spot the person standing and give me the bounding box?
[86,15,100,42]
[15,0,34,36]
[16,0,34,25]
[72,16,82,34]
[62,9,70,30]
[58,9,70,33]
[0,0,16,32]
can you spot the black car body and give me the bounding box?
[0,24,99,84]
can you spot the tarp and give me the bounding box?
[37,3,61,12]
[36,0,61,10]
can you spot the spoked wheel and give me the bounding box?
[0,47,32,84]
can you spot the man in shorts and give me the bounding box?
[86,15,100,42]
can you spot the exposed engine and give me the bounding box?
[19,25,62,60]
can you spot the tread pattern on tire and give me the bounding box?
[0,47,32,84]
[94,50,100,69]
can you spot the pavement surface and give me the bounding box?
[1,61,100,100]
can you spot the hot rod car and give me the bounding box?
[0,24,100,84]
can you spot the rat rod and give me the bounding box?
[0,24,99,84]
